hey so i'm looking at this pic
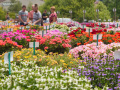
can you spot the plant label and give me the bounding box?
[114,51,120,59]
[39,31,42,35]
[93,34,102,40]
[44,26,46,29]
[26,26,30,29]
[29,42,39,48]
[86,28,92,32]
[4,51,13,64]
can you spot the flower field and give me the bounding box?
[0,20,120,89]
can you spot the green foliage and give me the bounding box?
[27,2,33,12]
[39,0,111,22]
[8,0,22,13]
[0,7,6,20]
[95,1,111,21]
[102,0,119,20]
[9,12,16,19]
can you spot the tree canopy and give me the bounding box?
[39,0,111,22]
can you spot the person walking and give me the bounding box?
[5,12,10,20]
[49,6,57,23]
[33,4,42,25]
[42,10,48,23]
[18,5,29,26]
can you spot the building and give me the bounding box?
[0,0,44,10]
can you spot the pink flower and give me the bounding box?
[44,47,48,50]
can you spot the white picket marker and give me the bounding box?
[4,51,13,75]
[86,28,92,32]
[39,31,42,35]
[93,34,102,40]
[29,42,39,48]
[114,50,120,59]
[26,26,30,29]
[93,34,103,46]
[29,42,39,55]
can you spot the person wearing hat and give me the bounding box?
[18,5,29,26]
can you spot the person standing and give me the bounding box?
[49,6,57,23]
[33,4,42,25]
[18,5,29,26]
[42,10,48,23]
[5,12,10,20]
[28,5,34,21]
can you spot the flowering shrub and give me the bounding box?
[26,30,71,54]
[0,48,78,69]
[51,24,70,32]
[30,25,44,30]
[35,34,71,54]
[0,38,22,55]
[16,29,37,37]
[78,57,120,89]
[0,32,27,47]
[102,31,120,44]
[70,42,120,59]
[45,30,67,37]
[0,59,95,89]
[68,28,93,48]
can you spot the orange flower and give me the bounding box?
[77,43,81,46]
[108,40,112,43]
[6,37,10,40]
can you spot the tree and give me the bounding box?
[8,0,22,13]
[27,2,33,12]
[95,1,111,21]
[39,0,111,22]
[0,7,6,20]
[102,0,120,20]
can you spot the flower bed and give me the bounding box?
[0,38,22,55]
[70,42,120,59]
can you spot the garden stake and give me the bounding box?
[8,52,11,75]
[83,25,84,30]
[97,34,99,46]
[33,42,35,55]
[49,25,50,30]
[89,28,90,37]
[117,23,119,28]
[46,26,47,33]
[42,30,44,37]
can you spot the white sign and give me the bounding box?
[26,26,30,29]
[69,10,72,13]
[29,42,39,48]
[93,34,102,40]
[108,19,111,22]
[114,50,120,59]
[86,28,92,32]
[4,51,13,64]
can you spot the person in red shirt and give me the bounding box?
[28,5,34,21]
[49,6,57,23]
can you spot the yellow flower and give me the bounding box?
[70,61,73,64]
[60,60,65,63]
[45,49,47,52]
[63,63,67,66]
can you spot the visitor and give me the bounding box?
[28,5,34,21]
[5,12,10,20]
[42,10,48,23]
[49,6,57,23]
[33,4,42,25]
[18,5,29,26]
